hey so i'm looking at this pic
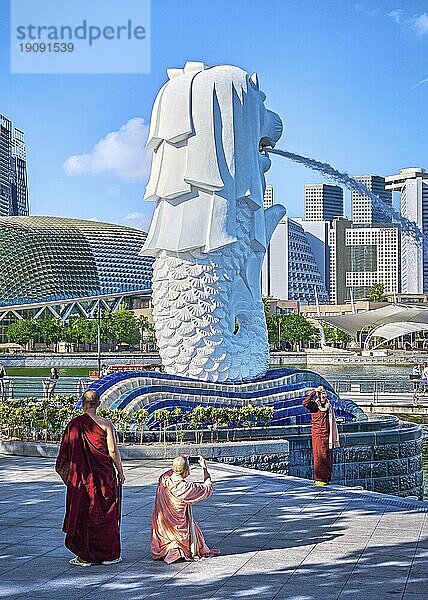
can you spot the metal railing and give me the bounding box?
[328,375,424,404]
[0,377,93,400]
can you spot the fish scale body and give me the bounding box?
[151,201,269,382]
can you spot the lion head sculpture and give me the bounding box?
[141,61,284,256]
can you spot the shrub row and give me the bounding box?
[0,398,274,444]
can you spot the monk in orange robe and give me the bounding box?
[302,385,340,486]
[55,390,125,566]
[151,456,220,563]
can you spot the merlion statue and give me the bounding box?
[141,61,286,382]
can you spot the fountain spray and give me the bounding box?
[266,148,425,248]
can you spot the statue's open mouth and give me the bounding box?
[259,137,275,155]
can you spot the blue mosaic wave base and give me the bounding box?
[81,368,365,429]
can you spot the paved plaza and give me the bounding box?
[0,454,427,600]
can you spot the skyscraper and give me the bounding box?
[351,175,392,225]
[0,114,29,216]
[304,184,343,221]
[262,215,328,304]
[346,225,400,300]
[294,219,330,297]
[329,217,352,305]
[386,168,428,293]
[263,184,274,209]
[329,217,400,303]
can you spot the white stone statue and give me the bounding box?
[141,61,286,381]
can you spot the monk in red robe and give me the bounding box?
[302,385,340,486]
[55,390,125,566]
[151,456,220,563]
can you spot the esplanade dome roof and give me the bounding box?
[0,216,152,307]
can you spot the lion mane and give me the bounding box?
[141,61,283,256]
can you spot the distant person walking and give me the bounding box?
[55,389,125,566]
[411,364,421,395]
[0,363,6,401]
[100,364,109,378]
[44,367,59,400]
[423,363,428,394]
[302,385,340,486]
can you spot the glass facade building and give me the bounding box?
[0,115,29,216]
[0,216,153,307]
[304,184,343,222]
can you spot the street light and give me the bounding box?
[97,299,101,377]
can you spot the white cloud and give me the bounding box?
[123,211,152,231]
[62,118,152,182]
[388,9,402,24]
[413,13,428,35]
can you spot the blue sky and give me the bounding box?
[0,0,427,229]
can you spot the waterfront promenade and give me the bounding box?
[1,455,427,599]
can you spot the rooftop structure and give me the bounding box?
[0,216,152,341]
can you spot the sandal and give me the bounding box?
[101,557,122,565]
[69,557,93,567]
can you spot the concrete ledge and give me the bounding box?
[0,440,59,457]
[0,438,289,460]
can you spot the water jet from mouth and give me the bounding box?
[267,147,425,248]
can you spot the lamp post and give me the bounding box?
[97,299,101,377]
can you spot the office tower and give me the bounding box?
[351,175,392,225]
[330,217,400,303]
[385,168,428,293]
[294,219,330,298]
[0,114,29,216]
[346,225,400,299]
[304,184,343,221]
[329,218,352,304]
[262,216,328,303]
[263,184,274,209]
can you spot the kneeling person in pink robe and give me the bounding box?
[151,456,219,563]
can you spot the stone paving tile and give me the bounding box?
[0,454,427,600]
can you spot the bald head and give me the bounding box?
[82,389,101,411]
[172,456,189,476]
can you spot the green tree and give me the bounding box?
[65,316,97,349]
[133,408,149,444]
[280,314,316,350]
[322,324,353,348]
[136,315,153,349]
[39,318,64,350]
[6,319,40,347]
[153,408,172,444]
[189,406,209,444]
[253,406,274,428]
[108,309,140,347]
[266,314,280,349]
[262,297,272,318]
[368,283,387,302]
